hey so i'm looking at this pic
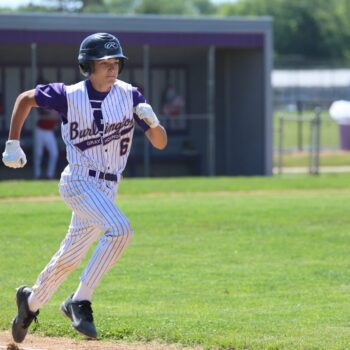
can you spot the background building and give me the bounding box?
[273,69,350,110]
[0,13,272,178]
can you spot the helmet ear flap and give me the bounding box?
[79,61,91,77]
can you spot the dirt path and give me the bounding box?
[0,331,198,350]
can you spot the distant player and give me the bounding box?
[2,32,167,343]
[34,106,59,179]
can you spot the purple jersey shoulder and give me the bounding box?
[132,86,146,106]
[132,87,150,132]
[34,83,68,118]
[34,82,150,131]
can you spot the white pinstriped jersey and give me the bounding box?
[63,80,134,177]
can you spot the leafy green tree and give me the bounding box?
[105,0,139,14]
[135,0,216,15]
[56,0,106,12]
[190,0,216,15]
[4,0,349,65]
[135,0,195,15]
[218,0,350,65]
[5,0,216,15]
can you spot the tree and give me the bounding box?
[134,0,216,16]
[135,0,195,15]
[218,0,350,66]
[7,0,217,16]
[105,0,139,14]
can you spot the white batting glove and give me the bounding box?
[2,140,27,168]
[133,103,160,128]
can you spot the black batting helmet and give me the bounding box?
[78,32,127,77]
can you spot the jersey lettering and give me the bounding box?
[120,137,130,156]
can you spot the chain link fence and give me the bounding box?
[274,106,349,175]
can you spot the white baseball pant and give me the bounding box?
[32,173,132,305]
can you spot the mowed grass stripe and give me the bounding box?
[1,173,350,198]
[0,178,350,349]
[3,187,350,203]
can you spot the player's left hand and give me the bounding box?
[133,103,160,128]
[2,140,27,168]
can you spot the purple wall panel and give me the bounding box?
[0,29,264,48]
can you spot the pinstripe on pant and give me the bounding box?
[32,176,132,305]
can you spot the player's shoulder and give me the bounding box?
[66,80,85,93]
[114,80,145,100]
[114,79,132,91]
[35,82,67,98]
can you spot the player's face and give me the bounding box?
[90,58,120,92]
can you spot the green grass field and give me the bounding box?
[1,176,350,350]
[274,151,350,168]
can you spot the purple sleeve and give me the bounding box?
[132,86,150,132]
[34,83,68,119]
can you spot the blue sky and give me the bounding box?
[0,0,232,9]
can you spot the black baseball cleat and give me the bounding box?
[12,286,39,343]
[60,295,97,339]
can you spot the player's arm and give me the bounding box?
[134,103,167,150]
[3,83,67,168]
[2,89,38,168]
[145,124,167,150]
[8,90,38,140]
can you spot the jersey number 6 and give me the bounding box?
[120,137,130,156]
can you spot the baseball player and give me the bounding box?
[34,106,59,179]
[2,32,167,343]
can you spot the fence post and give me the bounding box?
[297,100,304,151]
[297,111,303,152]
[309,116,314,174]
[314,107,321,175]
[278,114,284,175]
[309,107,321,175]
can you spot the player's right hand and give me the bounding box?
[2,140,27,168]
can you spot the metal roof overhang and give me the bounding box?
[0,13,270,47]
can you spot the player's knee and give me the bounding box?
[109,221,133,239]
[124,222,133,237]
[119,223,133,239]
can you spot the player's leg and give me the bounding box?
[60,180,133,337]
[79,226,132,290]
[31,214,101,304]
[60,227,131,339]
[43,130,58,179]
[12,213,100,343]
[34,127,44,179]
[75,181,132,291]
